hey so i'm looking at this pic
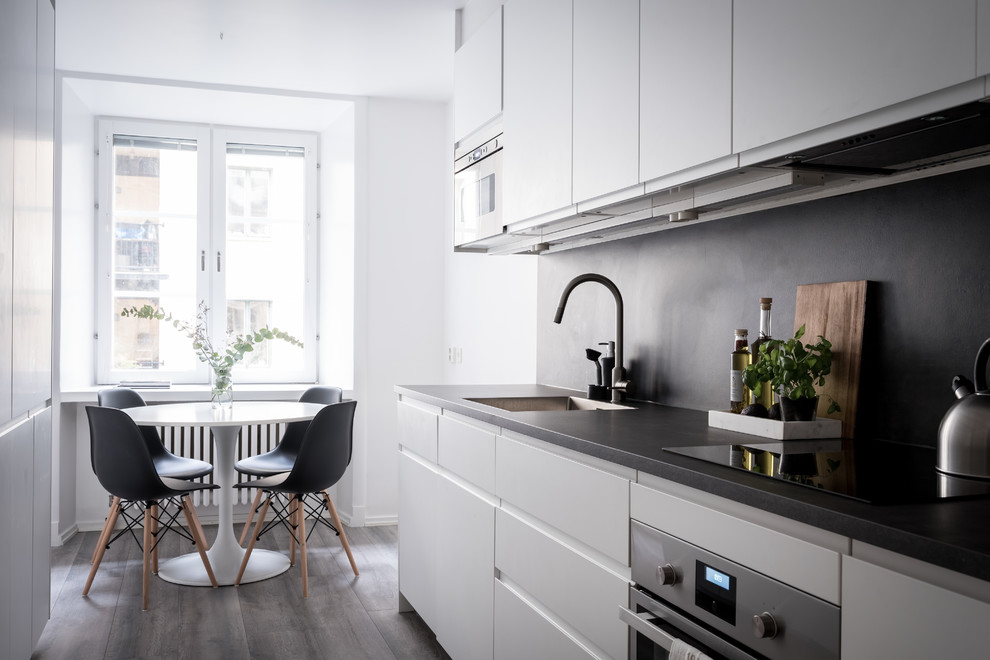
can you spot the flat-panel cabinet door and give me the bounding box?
[734,0,977,153]
[842,556,990,658]
[494,580,598,660]
[435,476,495,660]
[640,0,732,182]
[502,0,572,225]
[33,408,52,647]
[454,6,503,144]
[397,451,439,629]
[572,0,639,204]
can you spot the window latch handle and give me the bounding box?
[201,250,206,271]
[217,251,221,272]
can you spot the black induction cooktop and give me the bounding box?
[664,438,990,504]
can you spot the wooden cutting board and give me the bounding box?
[793,280,869,438]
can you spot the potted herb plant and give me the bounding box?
[121,301,303,407]
[742,323,840,421]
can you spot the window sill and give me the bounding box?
[58,383,327,404]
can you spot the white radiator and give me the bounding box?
[158,422,284,508]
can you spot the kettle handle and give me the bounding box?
[975,337,990,392]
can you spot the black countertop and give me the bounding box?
[395,383,990,584]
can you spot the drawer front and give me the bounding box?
[494,579,599,660]
[438,413,496,493]
[631,481,841,604]
[397,400,438,462]
[496,509,628,660]
[842,555,990,658]
[496,434,629,564]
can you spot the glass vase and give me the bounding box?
[211,369,234,409]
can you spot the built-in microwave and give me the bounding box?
[453,126,503,248]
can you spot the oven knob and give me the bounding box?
[656,563,678,586]
[752,612,779,639]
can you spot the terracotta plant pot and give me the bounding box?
[779,395,819,422]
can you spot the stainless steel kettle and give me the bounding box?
[937,338,990,479]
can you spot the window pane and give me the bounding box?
[110,136,199,372]
[225,145,306,374]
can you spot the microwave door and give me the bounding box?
[454,151,502,246]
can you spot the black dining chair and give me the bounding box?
[235,386,343,543]
[84,406,220,610]
[93,387,214,564]
[98,387,214,479]
[235,400,359,596]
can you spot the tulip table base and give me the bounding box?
[158,423,290,586]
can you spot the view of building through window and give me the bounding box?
[106,129,312,382]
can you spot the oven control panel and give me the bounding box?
[630,520,839,660]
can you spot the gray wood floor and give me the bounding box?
[32,520,446,659]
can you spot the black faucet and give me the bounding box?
[554,273,631,403]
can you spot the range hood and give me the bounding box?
[476,96,990,255]
[758,98,990,175]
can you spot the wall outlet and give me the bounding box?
[448,347,463,364]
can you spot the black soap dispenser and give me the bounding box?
[597,341,615,394]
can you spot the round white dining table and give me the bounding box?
[123,401,327,587]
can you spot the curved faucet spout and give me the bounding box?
[553,273,628,403]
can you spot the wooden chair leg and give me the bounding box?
[239,489,264,545]
[235,496,271,586]
[298,496,308,598]
[151,502,160,574]
[142,505,152,611]
[83,501,121,596]
[288,494,298,566]
[323,491,359,577]
[184,494,212,555]
[181,495,218,588]
[90,496,121,564]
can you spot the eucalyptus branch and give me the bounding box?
[120,301,303,394]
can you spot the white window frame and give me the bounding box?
[95,118,319,385]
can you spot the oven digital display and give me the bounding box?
[705,566,731,591]
[695,561,737,625]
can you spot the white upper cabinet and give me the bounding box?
[979,0,990,76]
[454,6,503,144]
[640,0,732,183]
[572,0,639,204]
[733,0,978,154]
[503,0,573,225]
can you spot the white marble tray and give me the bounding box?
[708,409,842,440]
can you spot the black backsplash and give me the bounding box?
[536,165,990,447]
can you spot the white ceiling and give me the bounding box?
[56,0,463,103]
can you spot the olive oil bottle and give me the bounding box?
[750,298,774,408]
[730,329,750,413]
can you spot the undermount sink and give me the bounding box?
[466,396,632,412]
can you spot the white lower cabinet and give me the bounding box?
[842,555,990,658]
[494,579,599,660]
[495,509,627,659]
[435,468,496,660]
[397,450,439,627]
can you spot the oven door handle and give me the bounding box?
[619,605,677,651]
[620,599,763,660]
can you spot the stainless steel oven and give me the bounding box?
[621,520,839,660]
[453,125,503,247]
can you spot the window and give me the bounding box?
[97,120,318,385]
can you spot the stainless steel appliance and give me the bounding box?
[453,125,503,248]
[938,337,990,481]
[621,520,839,660]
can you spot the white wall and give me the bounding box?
[53,0,538,531]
